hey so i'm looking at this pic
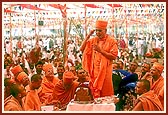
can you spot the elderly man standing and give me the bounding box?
[80,19,118,98]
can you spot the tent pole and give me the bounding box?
[61,4,68,66]
[84,4,87,38]
[125,3,128,48]
[9,5,13,57]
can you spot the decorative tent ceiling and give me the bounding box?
[3,3,165,30]
[3,3,124,12]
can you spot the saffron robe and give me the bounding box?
[40,76,60,103]
[133,90,163,111]
[151,76,164,109]
[24,89,41,111]
[82,34,118,97]
[52,80,79,105]
[4,95,23,111]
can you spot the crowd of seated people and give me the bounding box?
[3,35,164,111]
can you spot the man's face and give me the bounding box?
[77,69,86,79]
[21,75,30,87]
[117,61,124,69]
[141,63,150,74]
[45,67,54,76]
[150,67,160,77]
[112,64,118,70]
[19,85,27,98]
[135,82,145,95]
[57,67,65,79]
[150,58,158,66]
[45,67,54,81]
[129,62,138,72]
[29,63,34,70]
[36,64,43,74]
[57,67,65,75]
[95,28,106,39]
[69,67,76,76]
[32,79,42,89]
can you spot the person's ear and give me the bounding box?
[143,88,147,93]
[18,93,22,98]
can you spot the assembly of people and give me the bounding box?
[3,3,165,112]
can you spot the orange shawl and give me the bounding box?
[82,35,118,96]
[40,76,60,103]
[52,80,79,105]
[4,95,23,111]
[151,76,164,109]
[41,76,60,93]
[24,89,41,111]
[136,90,163,111]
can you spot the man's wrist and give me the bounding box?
[86,35,90,39]
[100,49,104,54]
[85,36,90,41]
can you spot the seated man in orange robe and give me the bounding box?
[132,79,163,111]
[137,62,153,87]
[137,62,151,80]
[51,71,79,110]
[80,19,118,98]
[150,62,164,109]
[4,83,27,111]
[24,74,42,111]
[40,63,60,104]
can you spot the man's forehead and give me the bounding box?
[136,81,143,86]
[58,66,64,69]
[113,63,117,65]
[143,63,149,66]
[70,67,76,70]
[37,64,43,67]
[78,69,85,72]
[131,63,137,66]
[131,61,138,65]
[151,67,157,70]
[151,58,158,62]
